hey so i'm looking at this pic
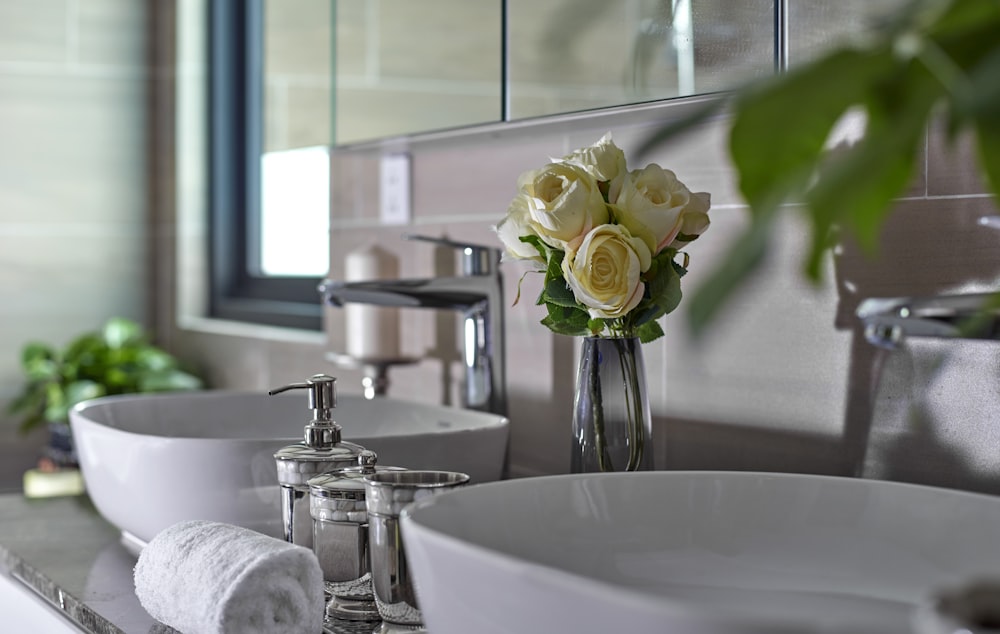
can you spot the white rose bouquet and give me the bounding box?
[495,133,711,343]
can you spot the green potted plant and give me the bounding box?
[8,317,205,470]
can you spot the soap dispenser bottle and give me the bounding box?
[270,374,365,548]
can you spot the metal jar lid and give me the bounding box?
[308,450,406,498]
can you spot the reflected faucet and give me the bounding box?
[857,292,1000,349]
[319,235,507,416]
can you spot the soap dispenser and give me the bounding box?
[270,374,365,548]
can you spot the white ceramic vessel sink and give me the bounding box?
[70,391,508,544]
[402,471,1000,634]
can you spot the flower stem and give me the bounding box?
[615,338,645,470]
[590,343,613,472]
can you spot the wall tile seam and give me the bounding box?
[265,74,330,88]
[896,192,995,202]
[335,75,499,96]
[768,192,995,216]
[0,61,145,79]
[329,215,502,229]
[325,193,995,239]
[330,203,759,230]
[0,225,143,236]
[922,129,930,198]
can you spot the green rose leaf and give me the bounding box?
[636,319,665,344]
[587,318,606,335]
[631,251,683,329]
[542,276,578,308]
[541,303,591,337]
[519,234,551,261]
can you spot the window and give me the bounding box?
[208,0,330,330]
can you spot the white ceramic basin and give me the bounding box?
[401,471,1000,634]
[69,391,508,544]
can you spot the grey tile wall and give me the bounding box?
[0,0,149,492]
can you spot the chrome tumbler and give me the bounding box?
[363,470,470,628]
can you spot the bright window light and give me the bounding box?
[260,146,330,277]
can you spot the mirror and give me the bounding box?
[331,0,503,145]
[261,0,911,150]
[507,0,773,119]
[254,0,908,278]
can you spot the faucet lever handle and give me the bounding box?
[402,233,500,276]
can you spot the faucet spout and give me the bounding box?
[320,278,489,312]
[319,239,506,417]
[856,292,1000,349]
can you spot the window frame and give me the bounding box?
[208,0,323,331]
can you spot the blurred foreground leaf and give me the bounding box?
[640,0,1000,336]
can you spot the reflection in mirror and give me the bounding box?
[788,0,908,66]
[259,0,333,276]
[333,0,502,145]
[250,0,910,277]
[507,0,774,119]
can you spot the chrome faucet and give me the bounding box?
[857,292,1000,349]
[319,235,507,416]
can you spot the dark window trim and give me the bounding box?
[208,0,323,331]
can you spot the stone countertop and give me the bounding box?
[0,493,379,634]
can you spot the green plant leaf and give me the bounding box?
[8,316,207,433]
[802,63,938,277]
[7,383,44,416]
[103,317,143,349]
[636,320,665,344]
[587,318,605,335]
[646,253,683,315]
[541,303,591,337]
[974,112,1000,195]
[136,347,176,372]
[20,342,55,371]
[635,97,729,160]
[730,48,894,219]
[65,380,106,410]
[24,356,58,382]
[43,381,68,424]
[542,276,578,308]
[140,370,204,392]
[960,39,1000,193]
[17,412,45,434]
[688,214,774,337]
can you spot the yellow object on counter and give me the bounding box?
[22,468,85,499]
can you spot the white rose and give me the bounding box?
[493,195,545,263]
[562,224,651,320]
[667,191,711,250]
[519,161,609,251]
[615,164,711,254]
[561,133,628,198]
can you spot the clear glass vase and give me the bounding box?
[571,336,653,472]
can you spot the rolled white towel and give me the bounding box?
[134,520,324,634]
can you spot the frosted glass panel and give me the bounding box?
[507,0,774,120]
